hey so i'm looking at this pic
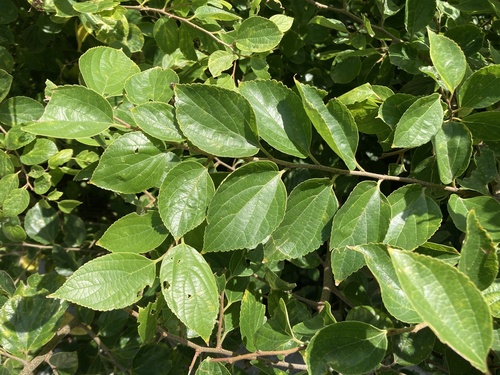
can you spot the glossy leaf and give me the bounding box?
[208,50,237,77]
[235,16,283,53]
[91,132,169,193]
[264,179,337,261]
[204,162,286,252]
[378,93,417,128]
[132,102,184,142]
[393,93,443,148]
[461,111,500,141]
[405,0,436,35]
[20,138,58,165]
[125,67,179,105]
[354,244,421,323]
[459,64,500,109]
[196,359,231,375]
[25,202,60,245]
[330,181,391,283]
[51,253,156,311]
[97,211,168,254]
[160,244,219,343]
[390,249,492,373]
[432,121,472,184]
[23,86,114,138]
[428,29,466,93]
[239,80,311,158]
[295,79,358,170]
[174,84,259,157]
[483,280,500,318]
[458,210,497,290]
[158,161,215,239]
[306,321,388,375]
[79,46,140,97]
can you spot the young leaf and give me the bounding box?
[239,80,312,158]
[393,93,443,148]
[432,121,472,184]
[91,132,169,194]
[23,86,113,139]
[405,0,436,35]
[458,210,498,290]
[158,161,215,240]
[295,79,358,170]
[79,46,140,97]
[353,244,422,323]
[208,50,237,78]
[97,211,168,254]
[264,178,337,262]
[125,67,179,105]
[461,111,500,141]
[174,84,259,157]
[390,249,492,373]
[306,321,388,375]
[195,359,231,375]
[132,102,185,142]
[384,185,442,249]
[330,181,391,283]
[240,287,266,351]
[159,244,219,343]
[428,29,466,93]
[204,161,286,252]
[50,253,156,311]
[459,64,500,109]
[235,16,283,53]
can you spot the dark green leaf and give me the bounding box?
[405,0,436,35]
[132,102,184,142]
[25,202,60,245]
[459,65,500,109]
[462,111,500,141]
[153,18,179,54]
[125,67,179,105]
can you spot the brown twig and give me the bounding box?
[216,290,225,349]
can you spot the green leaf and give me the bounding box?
[153,17,179,54]
[208,50,237,78]
[174,84,259,157]
[458,210,498,290]
[295,79,358,170]
[458,147,497,195]
[0,69,13,103]
[405,0,436,35]
[445,24,484,56]
[158,161,215,239]
[25,202,60,245]
[240,287,266,351]
[354,244,421,323]
[0,295,67,357]
[428,29,466,93]
[160,244,219,343]
[204,161,286,252]
[195,5,241,21]
[20,138,58,165]
[459,65,500,109]
[393,93,443,148]
[432,121,472,184]
[125,67,179,105]
[239,80,311,158]
[0,96,44,126]
[461,111,500,141]
[51,253,155,311]
[306,321,388,375]
[4,127,36,150]
[137,302,157,344]
[91,132,169,194]
[330,181,391,283]
[390,249,492,373]
[0,0,17,24]
[269,14,294,33]
[235,16,283,53]
[3,188,30,217]
[0,271,15,297]
[388,43,424,75]
[482,280,500,318]
[264,179,337,262]
[196,359,231,375]
[79,46,140,97]
[23,86,114,138]
[132,102,184,142]
[447,194,500,244]
[393,327,436,366]
[384,185,442,249]
[97,211,168,254]
[378,93,418,128]
[309,15,348,32]
[0,173,18,204]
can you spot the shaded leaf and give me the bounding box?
[462,111,500,141]
[125,67,179,105]
[0,96,44,127]
[405,0,436,35]
[25,202,60,245]
[459,64,500,109]
[240,287,266,352]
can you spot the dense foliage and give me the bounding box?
[1,0,500,373]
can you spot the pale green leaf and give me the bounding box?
[97,211,168,254]
[405,0,436,35]
[462,111,500,141]
[0,174,18,204]
[20,138,58,165]
[236,16,283,53]
[0,69,13,103]
[264,179,337,262]
[125,67,179,105]
[154,17,178,54]
[390,249,492,373]
[3,188,29,217]
[174,84,259,157]
[432,121,472,184]
[295,79,358,170]
[195,359,231,375]
[91,132,169,194]
[194,5,241,21]
[393,93,443,148]
[482,280,500,318]
[306,321,388,375]
[309,15,348,32]
[160,244,219,343]
[459,65,500,109]
[458,210,498,290]
[132,102,184,142]
[204,161,286,252]
[50,253,156,311]
[384,185,442,249]
[459,147,497,195]
[239,80,311,158]
[4,127,36,150]
[0,96,44,126]
[79,46,140,97]
[240,287,266,352]
[428,29,466,93]
[208,50,237,77]
[22,86,113,139]
[269,14,294,33]
[158,161,215,239]
[25,202,60,245]
[330,181,391,283]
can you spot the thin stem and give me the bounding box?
[123,5,235,51]
[0,350,27,365]
[188,351,201,375]
[214,157,236,171]
[386,322,428,336]
[209,347,304,364]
